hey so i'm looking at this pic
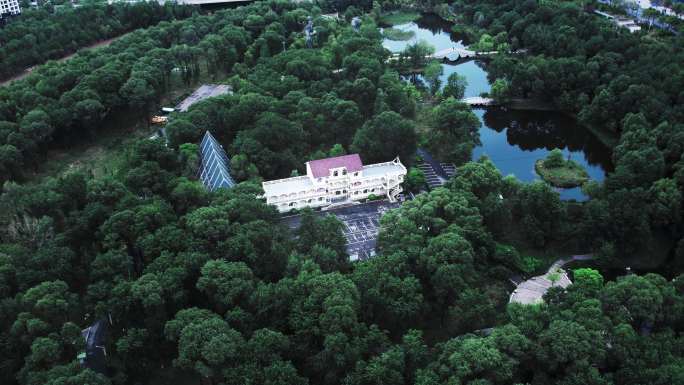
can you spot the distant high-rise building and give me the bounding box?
[0,0,21,18]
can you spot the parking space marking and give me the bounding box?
[279,201,401,261]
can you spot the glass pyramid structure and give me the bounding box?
[198,131,236,191]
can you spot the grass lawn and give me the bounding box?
[382,27,416,41]
[25,64,227,184]
[535,159,589,188]
[25,111,149,183]
[379,11,421,26]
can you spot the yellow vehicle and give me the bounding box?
[150,116,168,124]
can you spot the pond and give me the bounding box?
[382,15,612,201]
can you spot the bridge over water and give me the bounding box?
[461,96,496,107]
[431,47,499,61]
[174,0,250,4]
[389,46,525,64]
[109,0,253,4]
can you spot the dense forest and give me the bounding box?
[1,0,684,384]
[442,0,684,262]
[0,2,196,80]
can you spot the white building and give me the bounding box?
[262,154,406,212]
[0,0,20,18]
[615,17,642,33]
[594,10,642,33]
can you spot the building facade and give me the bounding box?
[594,10,642,33]
[262,154,406,212]
[0,0,20,18]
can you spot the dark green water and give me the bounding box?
[383,14,613,201]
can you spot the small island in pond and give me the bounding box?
[535,149,589,188]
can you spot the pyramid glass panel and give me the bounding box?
[198,131,236,191]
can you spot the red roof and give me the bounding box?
[308,154,363,178]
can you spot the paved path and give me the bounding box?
[509,254,593,305]
[175,84,232,112]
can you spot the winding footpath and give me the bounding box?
[509,254,594,305]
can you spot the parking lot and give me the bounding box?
[279,200,401,261]
[176,84,232,112]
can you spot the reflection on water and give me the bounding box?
[407,61,491,98]
[382,14,466,53]
[473,109,613,201]
[383,15,612,201]
[481,109,613,170]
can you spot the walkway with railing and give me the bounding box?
[431,47,499,61]
[461,96,496,107]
